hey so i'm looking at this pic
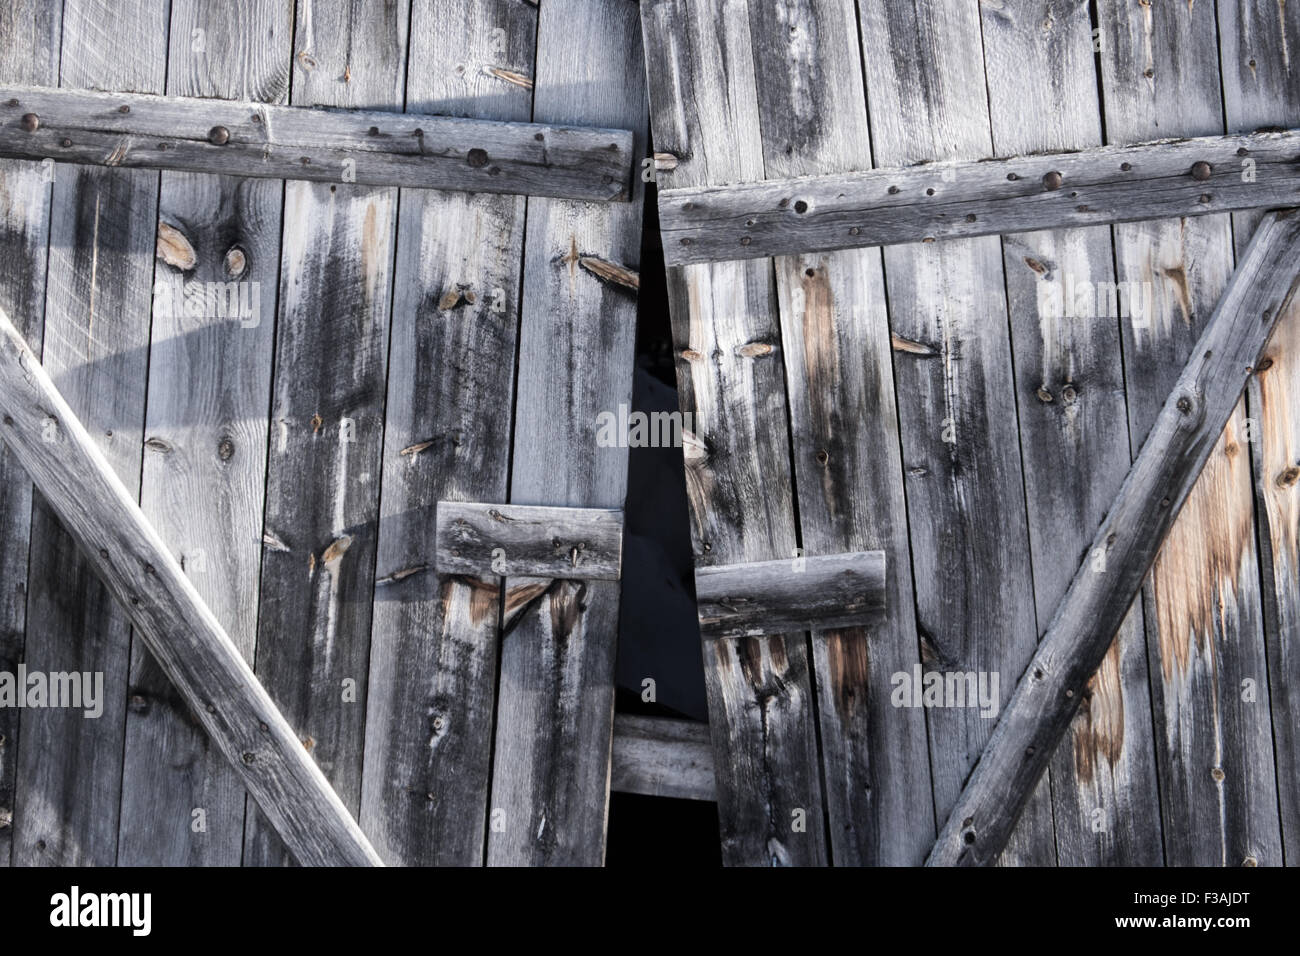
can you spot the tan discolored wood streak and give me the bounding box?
[1072,640,1126,786]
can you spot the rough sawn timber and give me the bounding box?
[435,501,623,581]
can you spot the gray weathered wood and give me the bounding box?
[695,551,885,640]
[12,0,166,867]
[928,208,1300,866]
[979,0,1162,866]
[0,0,61,869]
[1218,0,1300,867]
[658,127,1300,266]
[0,85,634,201]
[1098,0,1281,868]
[358,0,536,868]
[611,715,715,802]
[486,0,645,867]
[857,0,1054,866]
[115,0,291,869]
[436,501,623,581]
[0,306,381,867]
[641,0,828,867]
[243,0,404,868]
[748,0,934,866]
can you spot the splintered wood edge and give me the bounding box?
[694,550,887,639]
[434,501,624,581]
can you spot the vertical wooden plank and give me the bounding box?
[244,0,406,867]
[1098,0,1282,866]
[486,0,645,867]
[12,0,167,867]
[746,0,933,865]
[978,0,1162,865]
[116,0,291,866]
[1217,0,1300,864]
[359,0,537,866]
[641,0,828,866]
[855,0,1055,864]
[0,0,61,866]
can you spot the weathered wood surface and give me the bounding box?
[244,0,405,868]
[642,0,828,867]
[358,0,536,868]
[658,127,1300,266]
[1098,0,1281,867]
[929,209,1300,866]
[0,0,60,868]
[749,0,933,866]
[0,307,382,866]
[979,0,1162,865]
[858,0,1053,866]
[435,502,623,581]
[1218,0,1300,866]
[611,715,715,802]
[695,551,886,640]
[486,0,645,867]
[0,84,633,201]
[116,0,290,868]
[12,0,166,867]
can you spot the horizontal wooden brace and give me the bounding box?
[0,85,635,201]
[611,714,715,802]
[0,308,380,867]
[927,208,1300,866]
[435,501,623,580]
[695,550,886,640]
[658,127,1300,265]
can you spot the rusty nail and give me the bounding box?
[208,125,229,145]
[1191,161,1212,181]
[20,113,38,132]
[1043,170,1063,190]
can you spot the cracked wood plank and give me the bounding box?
[0,84,633,201]
[858,0,1054,865]
[243,0,405,867]
[642,0,827,867]
[115,0,291,868]
[11,0,166,867]
[929,208,1300,867]
[486,0,645,867]
[359,0,539,867]
[656,127,1300,266]
[1097,0,1282,867]
[0,0,60,869]
[0,307,381,866]
[1218,0,1300,866]
[435,502,623,581]
[980,0,1162,865]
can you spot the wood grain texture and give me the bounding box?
[0,84,634,201]
[695,551,886,640]
[611,715,715,801]
[116,0,290,868]
[857,0,1054,866]
[436,501,623,581]
[0,307,381,867]
[747,0,933,866]
[1098,0,1282,867]
[486,0,645,867]
[0,0,61,868]
[979,0,1162,866]
[928,209,1300,866]
[358,0,536,868]
[1217,0,1300,866]
[641,0,827,867]
[657,128,1300,266]
[244,0,405,868]
[12,0,167,867]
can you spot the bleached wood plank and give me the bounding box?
[929,209,1300,866]
[0,306,381,867]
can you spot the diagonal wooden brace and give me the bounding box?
[695,550,887,640]
[927,208,1300,866]
[0,308,381,867]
